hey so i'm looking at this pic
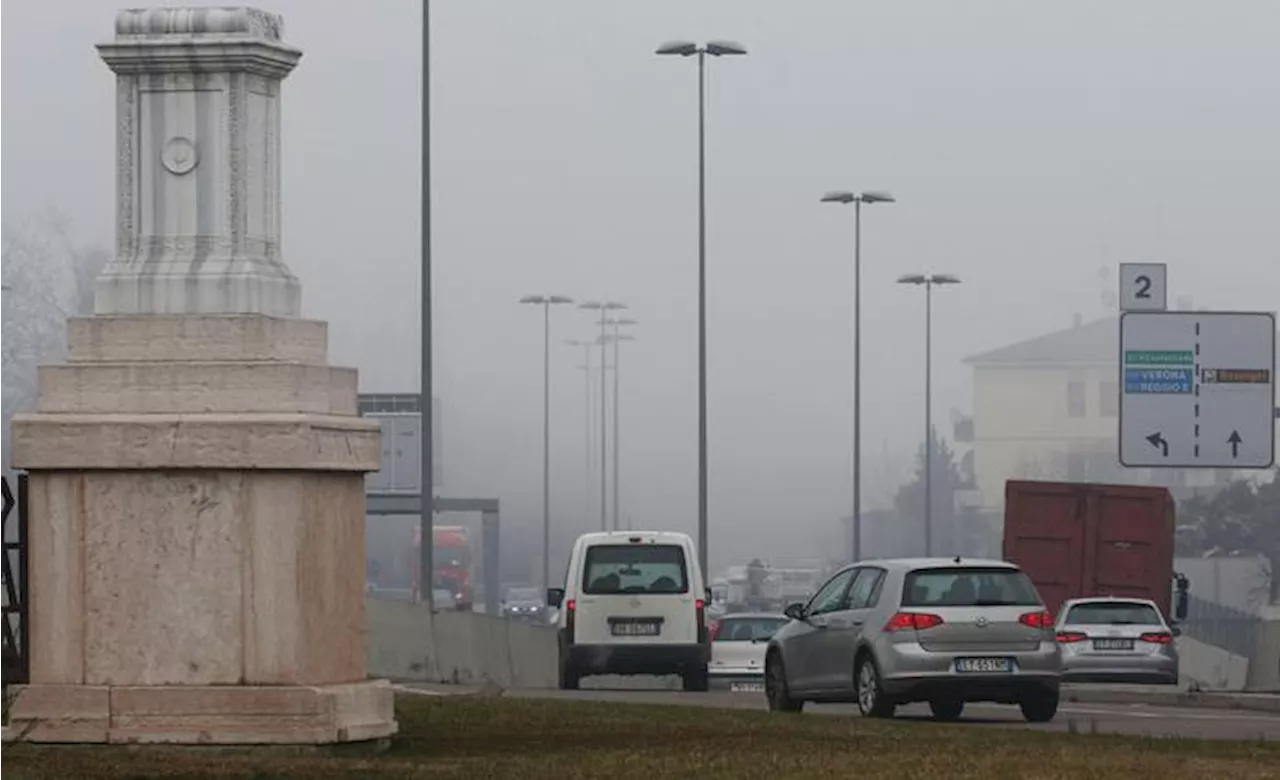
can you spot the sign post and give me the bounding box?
[1118,263,1169,312]
[1118,311,1276,469]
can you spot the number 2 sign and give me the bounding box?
[1119,263,1168,312]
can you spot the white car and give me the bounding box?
[547,530,711,691]
[709,613,787,689]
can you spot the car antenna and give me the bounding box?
[953,555,962,564]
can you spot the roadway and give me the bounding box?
[399,679,1280,742]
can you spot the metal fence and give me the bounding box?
[1180,593,1261,660]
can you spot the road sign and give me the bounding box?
[1119,311,1276,469]
[1118,263,1168,311]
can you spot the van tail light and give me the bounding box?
[1018,611,1054,629]
[696,598,708,643]
[1055,631,1087,643]
[708,619,721,642]
[565,598,576,640]
[1140,632,1173,644]
[884,612,944,632]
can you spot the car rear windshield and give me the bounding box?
[507,588,540,602]
[1065,601,1163,625]
[582,544,689,595]
[715,617,787,642]
[902,566,1041,607]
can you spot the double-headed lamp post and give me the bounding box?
[519,294,575,595]
[601,318,637,531]
[655,39,746,580]
[895,273,961,557]
[820,190,896,564]
[578,301,627,530]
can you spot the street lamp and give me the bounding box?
[578,301,627,530]
[656,38,746,579]
[601,318,637,531]
[820,190,896,564]
[520,295,575,595]
[566,339,596,528]
[896,273,962,557]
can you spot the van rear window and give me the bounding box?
[902,567,1041,607]
[582,544,688,595]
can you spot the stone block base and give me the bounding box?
[3,680,398,745]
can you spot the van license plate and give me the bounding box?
[730,682,764,693]
[1093,638,1134,651]
[955,657,1013,673]
[611,621,659,637]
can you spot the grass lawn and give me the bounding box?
[3,693,1279,779]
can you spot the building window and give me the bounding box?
[1067,381,1086,418]
[1099,381,1119,417]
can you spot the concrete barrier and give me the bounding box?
[1247,606,1280,692]
[1177,636,1250,690]
[365,596,558,688]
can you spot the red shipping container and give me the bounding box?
[1003,480,1176,620]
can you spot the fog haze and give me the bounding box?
[4,0,1278,568]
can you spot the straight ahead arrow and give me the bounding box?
[1228,430,1242,458]
[1146,432,1169,457]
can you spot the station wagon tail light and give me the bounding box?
[1055,631,1087,643]
[1018,611,1054,629]
[884,612,944,631]
[1140,631,1173,644]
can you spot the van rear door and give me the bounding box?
[574,541,698,645]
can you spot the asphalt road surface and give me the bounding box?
[401,678,1280,742]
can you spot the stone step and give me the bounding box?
[66,315,328,363]
[37,361,357,415]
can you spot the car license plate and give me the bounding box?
[1093,638,1134,651]
[610,621,659,637]
[730,681,764,693]
[955,657,1013,673]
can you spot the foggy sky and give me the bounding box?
[4,0,1278,568]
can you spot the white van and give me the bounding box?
[547,531,711,691]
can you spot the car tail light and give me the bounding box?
[1018,610,1054,629]
[564,598,576,640]
[1140,631,1173,644]
[708,619,722,642]
[1055,631,1087,643]
[884,611,944,632]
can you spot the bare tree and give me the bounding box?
[2,209,108,471]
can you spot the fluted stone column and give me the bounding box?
[4,8,397,745]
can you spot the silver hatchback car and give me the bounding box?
[765,558,1062,722]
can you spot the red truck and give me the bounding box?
[409,525,474,611]
[1003,480,1189,622]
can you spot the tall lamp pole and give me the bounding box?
[567,340,595,529]
[603,319,637,531]
[419,0,434,606]
[896,273,961,556]
[520,295,574,595]
[578,301,627,530]
[655,39,746,578]
[820,190,896,564]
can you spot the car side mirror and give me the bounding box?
[1170,625,1183,638]
[705,587,713,605]
[546,588,564,608]
[783,602,806,621]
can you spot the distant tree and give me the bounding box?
[895,427,965,554]
[1177,471,1280,603]
[1,210,108,470]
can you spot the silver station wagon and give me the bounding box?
[764,557,1062,722]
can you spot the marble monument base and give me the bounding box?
[4,680,396,744]
[8,314,396,746]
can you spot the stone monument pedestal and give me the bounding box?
[6,315,397,744]
[5,8,397,744]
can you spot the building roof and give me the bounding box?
[964,317,1118,367]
